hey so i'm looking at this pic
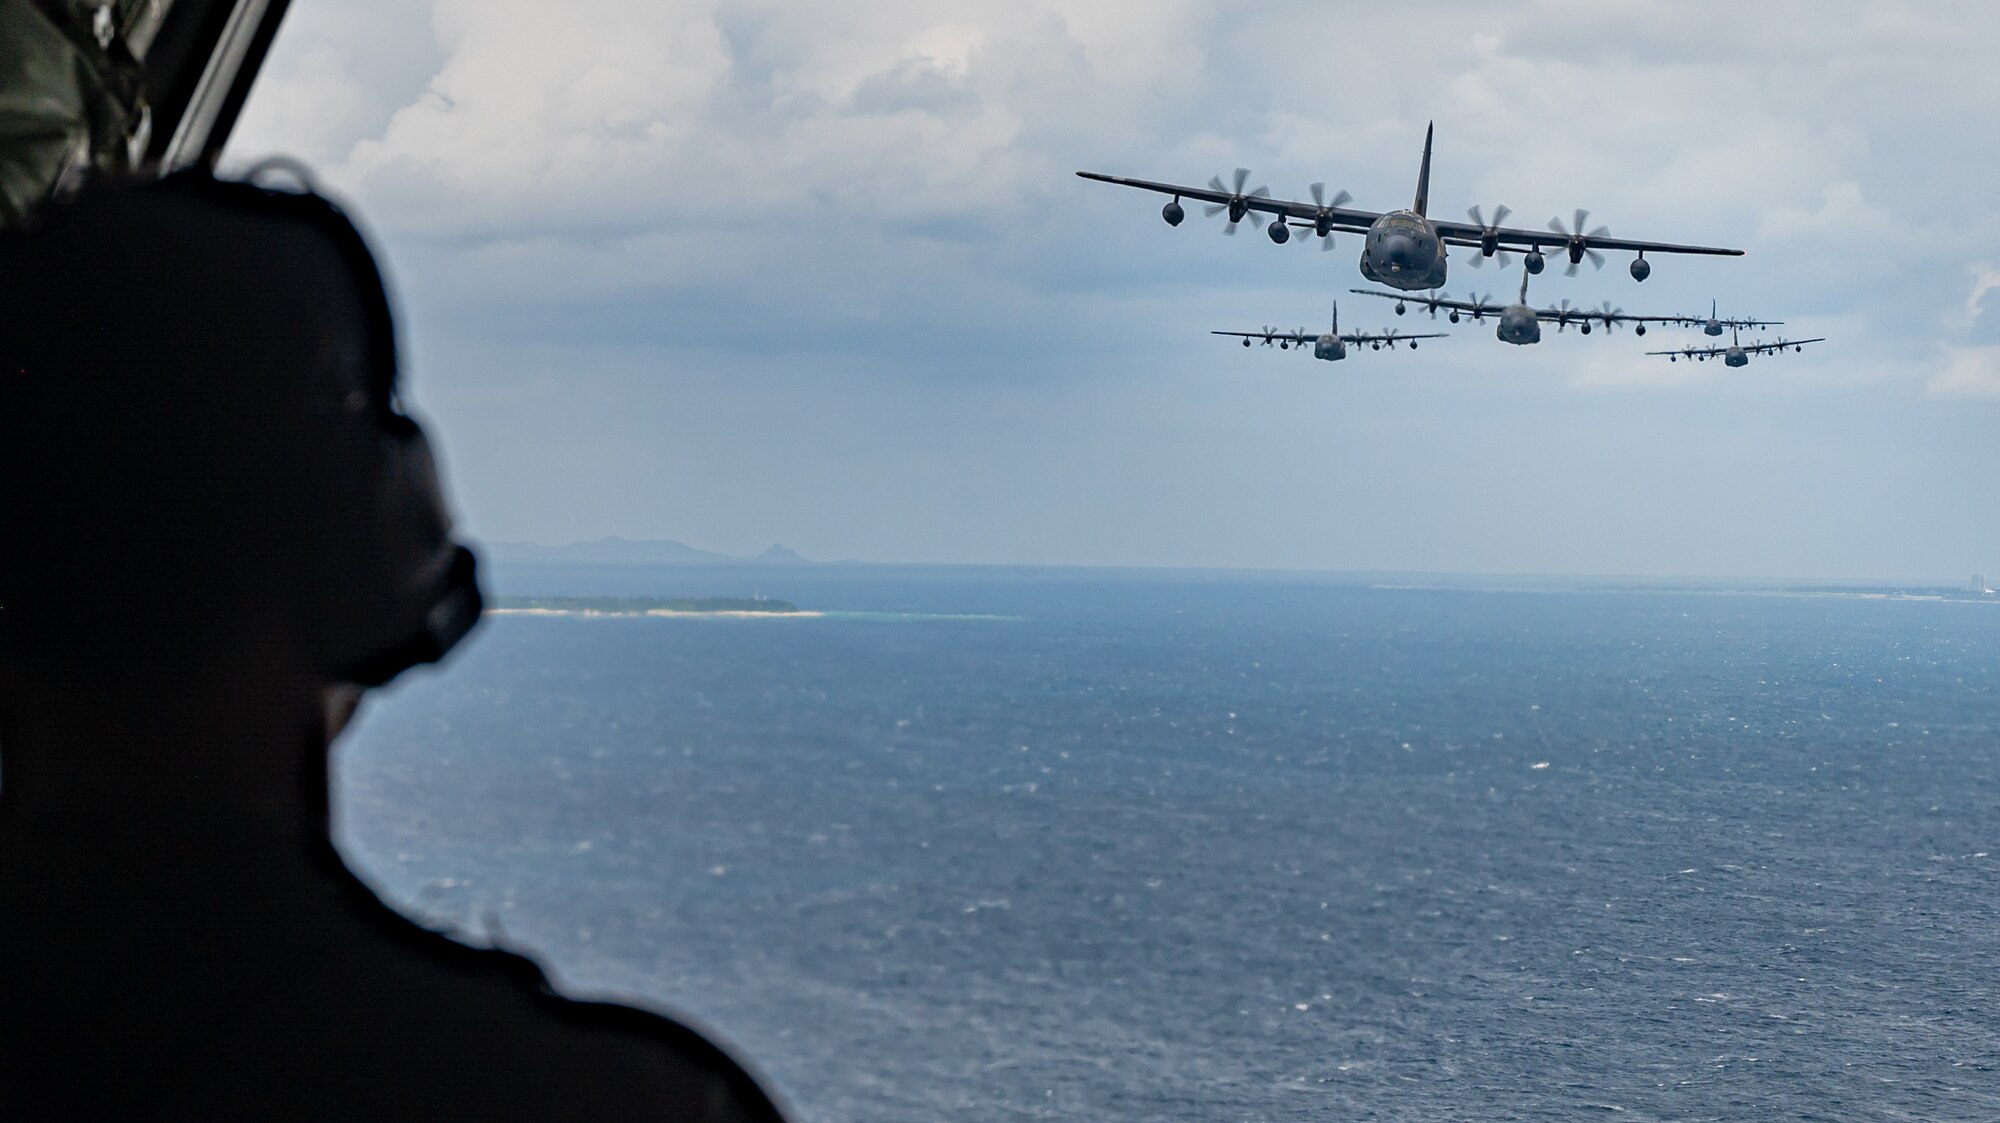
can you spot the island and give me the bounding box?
[488,595,813,617]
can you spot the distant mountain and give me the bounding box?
[484,536,813,565]
[748,543,811,565]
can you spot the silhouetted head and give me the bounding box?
[0,173,480,688]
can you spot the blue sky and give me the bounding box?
[231,0,2000,577]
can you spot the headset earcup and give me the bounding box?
[310,416,483,687]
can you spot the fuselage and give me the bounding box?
[1358,210,1447,292]
[1704,319,1724,336]
[1314,334,1347,361]
[1724,346,1748,367]
[1496,304,1541,345]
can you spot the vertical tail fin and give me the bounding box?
[1712,298,1717,320]
[1413,121,1433,217]
[1330,300,1339,336]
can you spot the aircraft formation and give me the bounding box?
[1079,123,1824,368]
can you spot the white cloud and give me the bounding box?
[1954,265,2000,332]
[1926,345,2000,400]
[334,0,731,232]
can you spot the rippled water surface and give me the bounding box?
[338,566,2000,1121]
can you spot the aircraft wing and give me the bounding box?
[1531,303,1658,328]
[1342,331,1447,345]
[1348,288,1503,317]
[1744,337,1826,355]
[1431,215,1743,258]
[1078,172,1379,230]
[1078,172,1743,258]
[1209,328,1446,349]
[1211,330,1317,348]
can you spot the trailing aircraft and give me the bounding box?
[1649,328,1826,367]
[1077,123,1743,293]
[1348,263,1676,345]
[1682,299,1781,337]
[1210,301,1444,360]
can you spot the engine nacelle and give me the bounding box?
[1524,251,1545,275]
[1268,221,1291,245]
[1629,255,1651,281]
[1162,200,1185,226]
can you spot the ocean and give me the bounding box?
[337,565,2000,1121]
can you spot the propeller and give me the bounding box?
[1468,292,1495,322]
[1257,324,1280,347]
[1419,289,1450,319]
[1553,298,1580,332]
[1204,168,1273,236]
[1547,209,1610,276]
[1293,182,1353,251]
[1465,204,1515,268]
[1594,301,1625,334]
[1294,326,1311,352]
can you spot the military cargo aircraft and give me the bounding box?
[1348,263,1686,345]
[1682,299,1782,337]
[1210,301,1444,361]
[1352,275,1785,343]
[1649,328,1826,367]
[1078,123,1743,293]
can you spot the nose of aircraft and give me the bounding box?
[1380,234,1418,272]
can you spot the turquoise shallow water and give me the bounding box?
[339,566,2000,1121]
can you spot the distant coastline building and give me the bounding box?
[1973,575,1992,595]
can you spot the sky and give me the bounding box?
[228,0,2000,578]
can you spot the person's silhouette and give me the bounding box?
[0,173,787,1121]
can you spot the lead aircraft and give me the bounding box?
[1210,300,1443,361]
[1078,124,1743,293]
